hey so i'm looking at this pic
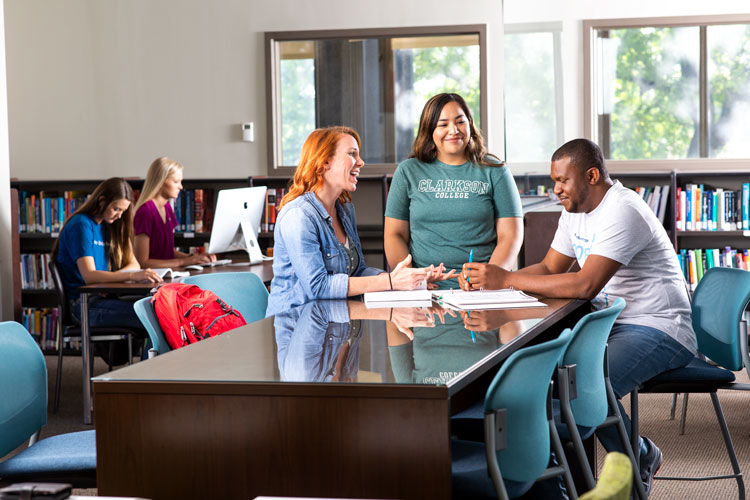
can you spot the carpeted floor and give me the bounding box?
[23,356,750,498]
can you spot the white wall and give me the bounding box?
[505,0,750,157]
[0,1,11,320]
[4,0,504,180]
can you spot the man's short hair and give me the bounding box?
[551,138,609,178]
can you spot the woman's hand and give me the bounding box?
[186,253,213,265]
[426,263,459,286]
[390,306,437,340]
[389,254,430,290]
[132,269,163,284]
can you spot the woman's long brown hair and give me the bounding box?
[51,177,135,271]
[410,93,501,167]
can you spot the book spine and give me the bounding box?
[711,190,718,231]
[688,250,698,290]
[187,190,195,232]
[267,189,276,232]
[743,183,750,230]
[194,189,204,233]
[679,249,687,281]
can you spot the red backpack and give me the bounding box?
[151,283,247,350]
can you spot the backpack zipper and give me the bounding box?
[180,326,188,347]
[206,310,239,333]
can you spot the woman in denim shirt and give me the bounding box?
[266,127,453,316]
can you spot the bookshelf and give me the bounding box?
[11,177,250,352]
[672,171,750,289]
[11,175,390,352]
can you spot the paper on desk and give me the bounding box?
[153,268,190,279]
[363,280,430,307]
[123,268,189,281]
[432,288,546,310]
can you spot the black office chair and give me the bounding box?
[48,261,139,413]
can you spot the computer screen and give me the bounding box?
[207,186,268,258]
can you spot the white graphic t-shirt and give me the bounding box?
[551,181,696,353]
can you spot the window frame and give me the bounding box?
[265,25,488,176]
[503,21,564,171]
[583,13,750,172]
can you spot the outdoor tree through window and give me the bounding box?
[268,27,486,172]
[592,20,750,160]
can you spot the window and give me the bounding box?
[504,23,563,164]
[586,15,750,161]
[266,26,487,174]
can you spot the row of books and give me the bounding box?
[676,184,750,231]
[20,253,54,290]
[17,188,219,235]
[632,185,670,224]
[678,247,750,290]
[261,188,287,232]
[173,189,215,233]
[18,190,89,233]
[21,307,68,351]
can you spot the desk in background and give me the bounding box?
[93,297,586,500]
[78,260,273,424]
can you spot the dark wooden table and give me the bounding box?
[78,260,273,424]
[93,297,586,500]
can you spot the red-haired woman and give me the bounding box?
[266,127,454,316]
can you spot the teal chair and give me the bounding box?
[630,267,748,498]
[181,272,269,323]
[133,297,171,356]
[452,328,577,500]
[555,298,647,500]
[0,321,96,487]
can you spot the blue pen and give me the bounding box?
[467,249,475,343]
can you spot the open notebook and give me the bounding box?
[432,288,546,311]
[122,268,190,281]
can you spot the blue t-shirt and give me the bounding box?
[56,213,108,299]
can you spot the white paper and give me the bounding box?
[153,268,190,279]
[363,289,432,305]
[432,288,546,310]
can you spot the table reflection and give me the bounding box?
[273,299,560,386]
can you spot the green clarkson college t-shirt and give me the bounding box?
[385,157,522,278]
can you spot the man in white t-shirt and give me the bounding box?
[460,139,696,495]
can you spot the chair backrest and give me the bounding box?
[48,260,74,327]
[692,267,750,371]
[561,298,626,427]
[579,451,633,500]
[0,321,47,457]
[484,328,574,483]
[181,272,269,323]
[134,297,171,355]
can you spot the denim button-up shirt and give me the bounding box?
[266,192,382,316]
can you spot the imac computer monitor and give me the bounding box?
[207,186,268,263]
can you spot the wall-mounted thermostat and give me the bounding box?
[242,122,254,142]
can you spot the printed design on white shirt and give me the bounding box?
[417,179,490,199]
[573,230,611,308]
[572,231,596,263]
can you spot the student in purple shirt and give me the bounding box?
[134,157,216,268]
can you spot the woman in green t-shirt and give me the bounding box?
[384,93,523,286]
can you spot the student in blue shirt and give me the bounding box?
[51,177,162,330]
[266,126,455,316]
